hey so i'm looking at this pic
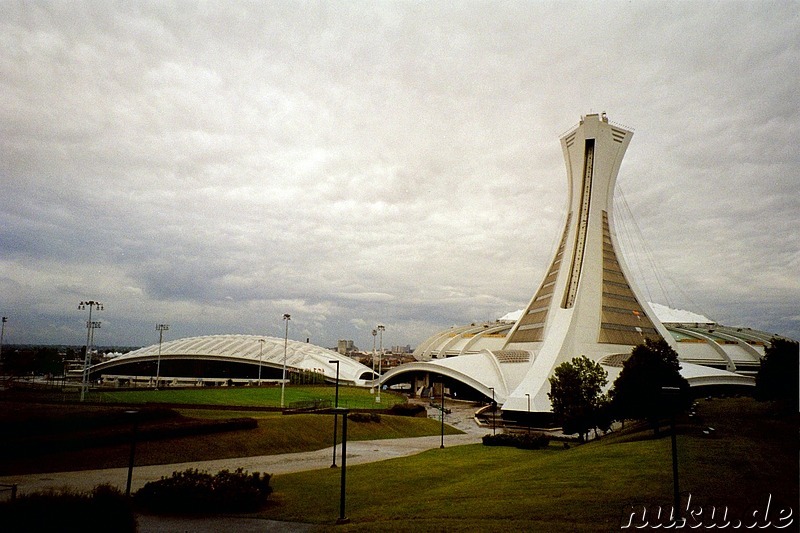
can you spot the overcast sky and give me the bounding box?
[1,1,798,350]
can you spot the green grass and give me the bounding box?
[258,398,798,531]
[0,407,455,475]
[91,385,404,410]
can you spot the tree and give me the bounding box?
[548,355,608,441]
[610,338,690,433]
[756,338,799,405]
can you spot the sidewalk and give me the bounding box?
[0,432,482,496]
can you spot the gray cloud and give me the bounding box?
[1,1,798,349]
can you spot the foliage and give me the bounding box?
[755,338,799,404]
[134,468,272,514]
[610,338,690,430]
[481,432,551,449]
[387,402,427,417]
[548,355,608,441]
[348,411,381,423]
[0,484,135,533]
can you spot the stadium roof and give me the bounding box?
[91,334,376,385]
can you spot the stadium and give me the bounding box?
[90,334,376,387]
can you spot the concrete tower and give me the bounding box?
[501,113,672,413]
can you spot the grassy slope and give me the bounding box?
[261,398,798,531]
[1,412,455,475]
[94,385,405,409]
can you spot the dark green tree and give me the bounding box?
[548,355,608,441]
[756,338,799,405]
[610,338,690,433]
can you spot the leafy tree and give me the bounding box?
[756,338,799,405]
[610,338,690,433]
[548,355,608,441]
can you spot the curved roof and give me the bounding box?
[92,334,376,385]
[411,319,789,374]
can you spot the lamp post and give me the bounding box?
[662,386,681,523]
[525,393,531,434]
[489,387,496,436]
[154,324,169,389]
[78,301,103,402]
[281,314,291,408]
[258,339,265,385]
[329,359,340,468]
[0,316,7,370]
[376,325,385,403]
[370,329,377,394]
[440,378,445,449]
[125,409,139,497]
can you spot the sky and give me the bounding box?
[1,1,798,351]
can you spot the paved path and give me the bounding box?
[0,433,482,496]
[1,401,487,531]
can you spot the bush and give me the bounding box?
[134,468,272,514]
[387,403,427,417]
[348,412,381,423]
[482,433,550,450]
[0,484,135,533]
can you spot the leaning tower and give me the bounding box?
[501,113,673,413]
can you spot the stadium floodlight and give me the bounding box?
[78,301,103,401]
[281,314,291,408]
[155,324,169,389]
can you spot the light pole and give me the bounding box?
[489,387,496,436]
[78,301,103,402]
[0,316,7,371]
[329,359,340,468]
[662,386,681,523]
[525,393,531,434]
[440,378,445,449]
[376,324,385,403]
[154,324,169,389]
[281,313,291,408]
[370,329,377,394]
[125,409,139,497]
[258,339,265,385]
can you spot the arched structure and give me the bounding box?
[382,114,786,421]
[91,334,376,386]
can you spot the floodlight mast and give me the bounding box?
[281,314,291,408]
[78,300,103,402]
[154,324,169,389]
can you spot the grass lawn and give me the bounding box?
[0,400,455,475]
[91,385,404,410]
[258,397,798,531]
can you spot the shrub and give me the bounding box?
[482,433,550,450]
[0,484,135,533]
[348,412,381,423]
[134,468,272,514]
[387,403,427,417]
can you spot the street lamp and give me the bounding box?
[329,359,340,468]
[258,339,265,385]
[125,409,139,497]
[662,386,682,522]
[440,377,445,449]
[281,313,291,408]
[370,329,377,394]
[376,325,385,403]
[154,324,169,389]
[525,393,531,434]
[0,316,7,370]
[78,300,103,402]
[489,387,496,436]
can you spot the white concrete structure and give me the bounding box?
[383,114,768,416]
[90,334,376,386]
